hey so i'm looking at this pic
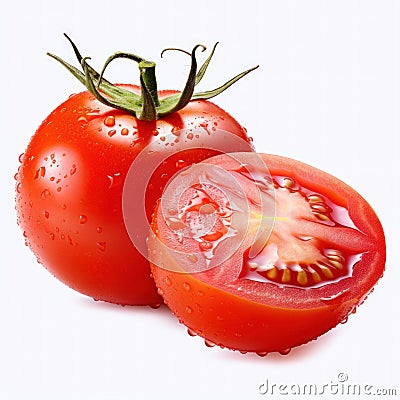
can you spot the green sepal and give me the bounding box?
[47,34,259,121]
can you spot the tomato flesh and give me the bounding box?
[241,174,363,289]
[149,152,386,352]
[15,86,253,305]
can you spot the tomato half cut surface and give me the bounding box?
[148,152,386,354]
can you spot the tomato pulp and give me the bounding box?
[15,87,254,305]
[149,152,386,353]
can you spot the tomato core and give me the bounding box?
[241,173,364,288]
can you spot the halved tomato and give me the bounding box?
[148,152,386,354]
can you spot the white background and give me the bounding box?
[1,1,399,399]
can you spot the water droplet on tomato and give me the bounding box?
[149,303,162,309]
[104,115,115,127]
[152,130,159,136]
[16,183,22,193]
[50,233,55,240]
[41,188,51,198]
[183,282,191,291]
[34,166,46,179]
[199,242,213,251]
[204,339,216,348]
[185,306,193,314]
[107,173,122,189]
[18,153,25,163]
[132,136,144,144]
[248,262,259,271]
[70,164,77,175]
[108,129,116,137]
[157,288,164,296]
[79,215,87,224]
[298,235,313,242]
[97,241,106,251]
[320,290,350,305]
[96,227,103,234]
[121,127,129,135]
[78,116,88,125]
[186,132,194,140]
[159,136,166,142]
[176,159,188,169]
[187,328,197,337]
[171,127,180,136]
[256,351,268,357]
[43,211,50,219]
[279,348,291,355]
[163,276,172,286]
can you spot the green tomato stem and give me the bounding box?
[139,61,160,107]
[47,34,259,121]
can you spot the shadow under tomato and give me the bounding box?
[211,328,342,363]
[71,294,344,361]
[72,294,176,320]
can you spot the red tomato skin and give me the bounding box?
[150,266,357,352]
[15,85,253,306]
[149,153,386,352]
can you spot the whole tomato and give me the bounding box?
[15,35,256,306]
